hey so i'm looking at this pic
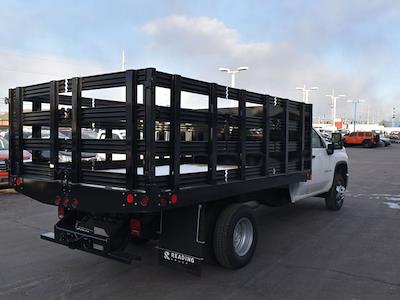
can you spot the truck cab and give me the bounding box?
[290,129,349,210]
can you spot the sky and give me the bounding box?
[0,0,399,121]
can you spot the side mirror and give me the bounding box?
[331,132,343,149]
[326,143,334,155]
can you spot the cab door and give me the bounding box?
[306,130,333,194]
[345,132,357,144]
[290,129,333,201]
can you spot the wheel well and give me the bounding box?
[335,163,348,187]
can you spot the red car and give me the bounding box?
[0,137,31,187]
[343,131,380,148]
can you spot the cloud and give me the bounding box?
[0,50,108,111]
[141,15,384,119]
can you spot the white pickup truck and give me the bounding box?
[263,129,349,210]
[290,129,349,210]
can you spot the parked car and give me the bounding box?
[33,130,97,162]
[389,131,400,143]
[378,134,391,147]
[0,137,31,187]
[96,129,126,161]
[5,129,98,163]
[343,131,380,148]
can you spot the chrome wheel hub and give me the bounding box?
[233,217,253,256]
[336,185,346,203]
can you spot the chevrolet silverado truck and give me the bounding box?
[8,68,348,273]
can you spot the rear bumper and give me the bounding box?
[13,177,164,214]
[12,171,308,214]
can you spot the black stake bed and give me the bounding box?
[8,67,312,214]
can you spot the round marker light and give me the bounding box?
[58,206,65,219]
[141,195,149,206]
[126,193,134,204]
[63,197,69,207]
[15,177,22,186]
[159,197,167,206]
[71,198,79,209]
[171,194,178,205]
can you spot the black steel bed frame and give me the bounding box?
[9,68,312,214]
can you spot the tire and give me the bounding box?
[325,173,346,211]
[213,204,257,269]
[362,140,372,148]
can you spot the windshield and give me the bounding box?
[0,137,9,150]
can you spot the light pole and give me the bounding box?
[392,107,396,128]
[347,99,365,132]
[219,66,249,88]
[326,89,346,128]
[296,85,319,103]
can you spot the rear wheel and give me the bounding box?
[213,204,257,269]
[325,173,346,211]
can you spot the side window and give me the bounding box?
[366,132,372,137]
[357,132,364,137]
[350,132,356,137]
[312,130,325,148]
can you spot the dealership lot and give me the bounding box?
[1,145,400,300]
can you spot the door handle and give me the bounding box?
[312,155,316,159]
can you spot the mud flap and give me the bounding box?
[158,204,207,275]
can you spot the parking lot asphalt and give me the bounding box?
[1,145,400,300]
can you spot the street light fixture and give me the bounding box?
[219,66,249,88]
[347,99,365,132]
[326,89,346,128]
[295,85,319,104]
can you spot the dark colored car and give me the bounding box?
[389,131,400,143]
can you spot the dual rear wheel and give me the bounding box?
[213,204,257,269]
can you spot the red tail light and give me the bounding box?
[141,195,149,206]
[71,198,79,209]
[126,193,134,204]
[159,197,167,206]
[58,206,65,219]
[54,195,61,206]
[171,194,178,205]
[15,177,22,186]
[129,218,141,236]
[63,197,69,207]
